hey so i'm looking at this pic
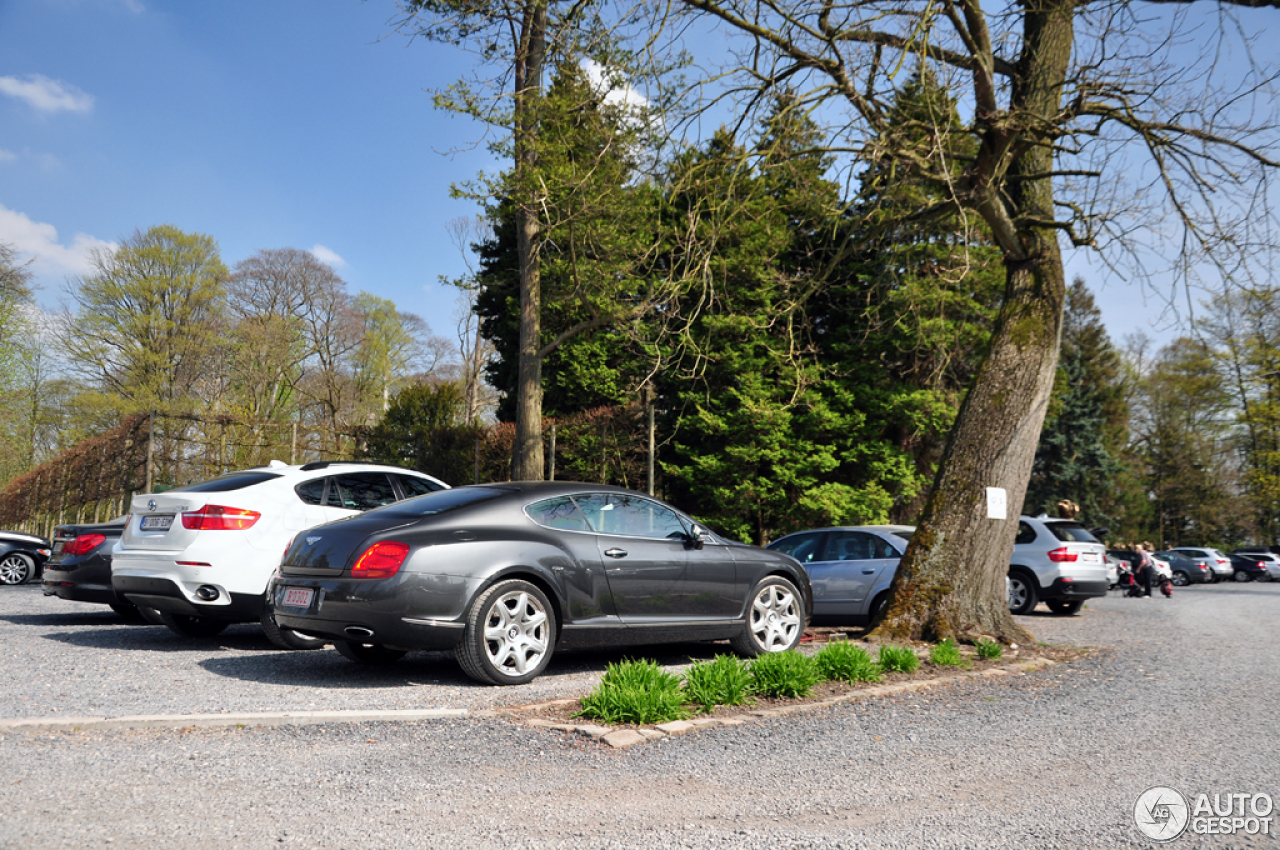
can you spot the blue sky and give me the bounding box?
[1,0,1265,353]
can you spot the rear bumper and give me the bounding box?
[43,561,120,605]
[114,574,262,621]
[1041,578,1109,601]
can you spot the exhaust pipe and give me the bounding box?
[344,626,374,639]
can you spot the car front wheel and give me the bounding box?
[159,611,230,638]
[1008,572,1038,615]
[1234,570,1252,583]
[731,576,805,657]
[456,579,555,685]
[0,552,35,585]
[1046,599,1083,615]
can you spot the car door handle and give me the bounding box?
[604,548,628,559]
[862,569,876,574]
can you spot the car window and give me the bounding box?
[1015,522,1037,545]
[396,474,444,498]
[169,471,282,493]
[574,494,688,540]
[295,478,326,506]
[329,473,398,511]
[1045,522,1100,543]
[768,532,826,563]
[870,535,902,558]
[826,531,879,561]
[525,496,592,532]
[1177,548,1207,558]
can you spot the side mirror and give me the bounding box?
[688,524,708,550]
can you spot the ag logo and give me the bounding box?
[147,499,156,511]
[1135,786,1190,841]
[305,536,321,546]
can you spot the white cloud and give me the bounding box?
[310,244,346,268]
[0,149,15,162]
[582,60,649,112]
[0,204,115,276]
[0,74,94,114]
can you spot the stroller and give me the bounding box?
[1157,573,1173,598]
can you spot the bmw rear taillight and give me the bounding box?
[1047,547,1078,562]
[350,541,410,579]
[63,534,107,556]
[181,505,261,531]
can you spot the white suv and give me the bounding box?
[111,461,448,647]
[1008,516,1110,615]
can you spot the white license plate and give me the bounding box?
[282,587,315,609]
[140,515,173,531]
[1082,552,1099,562]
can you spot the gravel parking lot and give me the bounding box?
[2,581,1278,848]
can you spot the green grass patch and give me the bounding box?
[814,642,882,683]
[877,644,921,674]
[975,639,1004,660]
[749,650,821,698]
[928,638,969,668]
[683,655,754,713]
[574,659,690,725]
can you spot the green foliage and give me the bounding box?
[748,650,821,698]
[682,655,755,713]
[975,639,1004,660]
[574,659,690,725]
[814,642,882,683]
[928,638,968,668]
[877,644,921,674]
[359,382,484,485]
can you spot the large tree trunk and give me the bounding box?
[871,0,1076,644]
[511,1,548,481]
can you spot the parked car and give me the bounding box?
[1153,550,1213,586]
[42,518,132,615]
[1108,549,1175,584]
[269,482,813,685]
[767,526,914,625]
[111,461,449,648]
[0,530,52,585]
[1226,552,1273,582]
[1229,549,1280,581]
[1008,516,1110,615]
[1166,547,1234,582]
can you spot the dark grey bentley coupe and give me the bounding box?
[269,482,812,685]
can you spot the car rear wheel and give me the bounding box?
[0,552,35,585]
[731,576,805,657]
[261,606,327,650]
[1046,599,1083,615]
[334,639,407,665]
[1171,571,1189,587]
[1233,570,1252,583]
[158,610,230,638]
[457,579,555,686]
[1008,572,1038,615]
[108,600,142,620]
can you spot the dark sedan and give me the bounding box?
[1226,553,1272,583]
[269,482,813,685]
[0,530,52,585]
[42,518,134,616]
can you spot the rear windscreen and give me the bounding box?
[1047,522,1099,543]
[374,487,506,517]
[169,472,283,493]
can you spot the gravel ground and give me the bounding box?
[2,581,1278,848]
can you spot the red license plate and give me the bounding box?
[282,587,315,608]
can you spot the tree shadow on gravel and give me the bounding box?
[37,623,279,653]
[0,611,142,627]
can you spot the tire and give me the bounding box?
[1171,571,1190,587]
[456,579,555,685]
[867,591,889,623]
[0,552,35,585]
[1233,570,1252,583]
[730,575,805,657]
[1008,572,1038,615]
[109,600,143,620]
[1046,599,1083,615]
[137,605,166,625]
[260,606,327,651]
[158,610,230,638]
[334,639,408,665]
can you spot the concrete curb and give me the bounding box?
[0,708,469,734]
[516,656,1059,749]
[0,657,1058,740]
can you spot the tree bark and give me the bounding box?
[511,0,549,481]
[871,0,1077,644]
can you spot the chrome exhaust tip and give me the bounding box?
[344,626,375,639]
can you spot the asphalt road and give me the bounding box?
[1,580,1277,848]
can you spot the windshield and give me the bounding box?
[168,471,282,493]
[372,486,505,518]
[1046,522,1100,543]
